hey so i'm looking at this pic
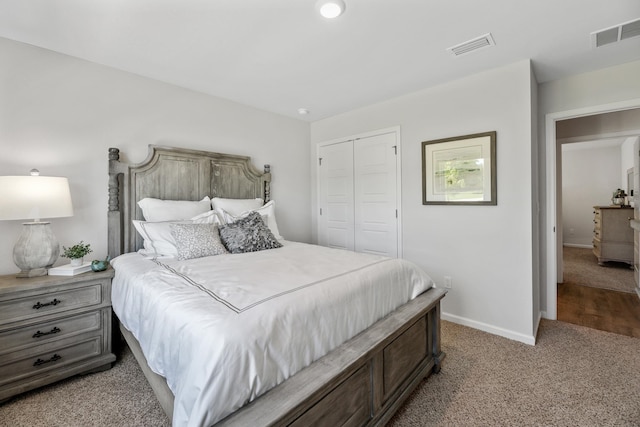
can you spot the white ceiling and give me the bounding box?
[1,0,640,121]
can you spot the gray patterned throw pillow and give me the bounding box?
[170,223,228,260]
[218,211,283,254]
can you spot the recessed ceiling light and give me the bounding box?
[317,0,346,19]
[298,108,310,115]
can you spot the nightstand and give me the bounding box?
[0,268,116,402]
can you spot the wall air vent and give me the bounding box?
[447,33,495,57]
[592,18,640,48]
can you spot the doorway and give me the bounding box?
[545,100,640,323]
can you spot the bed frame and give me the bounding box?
[107,145,446,426]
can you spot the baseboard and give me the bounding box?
[441,312,536,345]
[563,243,592,249]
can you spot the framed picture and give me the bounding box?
[422,131,496,205]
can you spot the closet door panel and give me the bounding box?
[354,133,398,257]
[318,141,355,250]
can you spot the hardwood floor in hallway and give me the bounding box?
[557,282,640,338]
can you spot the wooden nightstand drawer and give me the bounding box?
[0,270,114,401]
[0,335,102,387]
[0,310,102,355]
[0,282,102,325]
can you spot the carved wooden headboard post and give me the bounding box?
[108,148,126,260]
[107,145,271,260]
[263,164,271,203]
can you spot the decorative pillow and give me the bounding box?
[211,197,263,217]
[218,212,283,254]
[170,223,228,260]
[132,220,186,257]
[218,200,283,240]
[138,196,211,222]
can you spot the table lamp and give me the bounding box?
[0,170,74,277]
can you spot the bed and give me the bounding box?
[107,145,446,427]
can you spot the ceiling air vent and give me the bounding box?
[592,18,640,48]
[447,33,495,57]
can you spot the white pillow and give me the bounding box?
[133,210,224,257]
[211,197,263,217]
[218,200,283,240]
[132,220,185,257]
[138,196,211,222]
[190,210,222,225]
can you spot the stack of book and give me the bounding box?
[48,262,92,276]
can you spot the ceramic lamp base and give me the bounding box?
[13,222,60,278]
[16,268,48,278]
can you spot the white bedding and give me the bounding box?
[111,241,433,426]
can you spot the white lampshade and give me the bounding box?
[0,175,73,221]
[0,172,74,277]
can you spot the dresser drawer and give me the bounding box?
[599,242,633,262]
[0,311,102,355]
[0,335,102,387]
[0,283,102,325]
[593,238,601,256]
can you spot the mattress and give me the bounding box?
[111,241,433,426]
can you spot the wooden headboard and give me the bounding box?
[107,145,271,259]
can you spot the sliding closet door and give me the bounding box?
[318,129,401,256]
[354,133,398,257]
[318,140,355,250]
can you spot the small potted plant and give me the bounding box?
[61,241,93,266]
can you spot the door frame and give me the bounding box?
[316,126,403,257]
[545,98,640,319]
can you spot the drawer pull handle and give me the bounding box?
[32,298,61,310]
[33,353,62,366]
[32,327,61,338]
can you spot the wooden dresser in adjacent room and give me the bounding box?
[0,269,115,402]
[592,206,634,265]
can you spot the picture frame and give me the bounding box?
[422,131,496,205]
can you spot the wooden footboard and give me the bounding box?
[218,286,445,426]
[120,286,445,427]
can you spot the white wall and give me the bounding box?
[538,59,640,317]
[0,38,311,275]
[621,137,637,193]
[311,60,537,344]
[557,109,640,141]
[561,144,621,247]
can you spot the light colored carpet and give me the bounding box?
[2,320,639,426]
[563,246,636,293]
[389,320,640,426]
[0,344,169,427]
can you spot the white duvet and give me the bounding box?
[111,241,433,426]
